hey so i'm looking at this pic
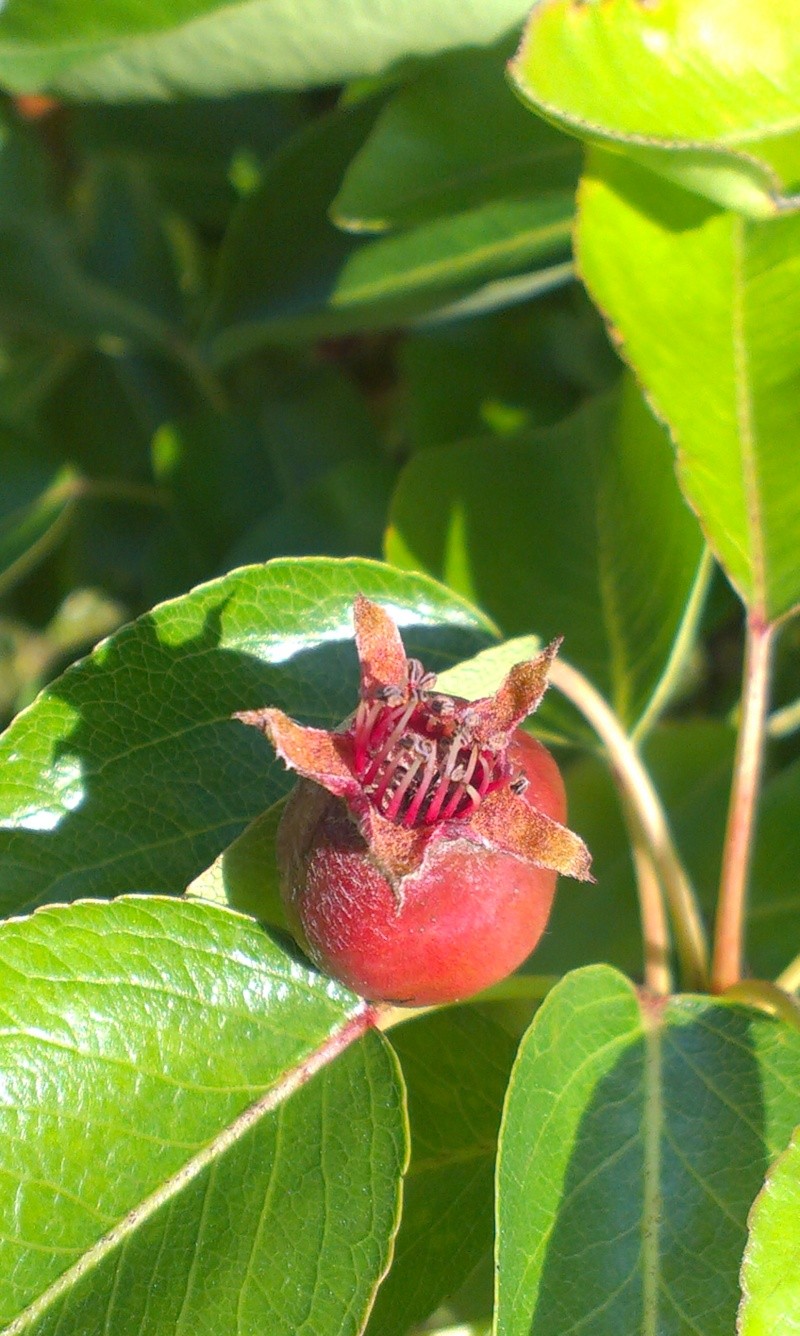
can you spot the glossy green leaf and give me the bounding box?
[0,557,494,918]
[739,1125,800,1334]
[387,378,704,728]
[511,0,800,216]
[496,965,800,1336]
[0,894,405,1335]
[205,100,573,362]
[333,42,579,231]
[368,1009,517,1336]
[578,151,800,623]
[0,0,531,101]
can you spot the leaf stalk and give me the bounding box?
[548,657,708,990]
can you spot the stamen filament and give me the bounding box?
[424,733,465,823]
[384,754,425,821]
[403,742,439,827]
[362,700,417,785]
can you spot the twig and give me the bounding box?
[548,657,708,989]
[711,616,774,993]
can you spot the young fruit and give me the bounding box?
[235,598,592,1006]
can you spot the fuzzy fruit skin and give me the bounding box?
[277,731,566,1005]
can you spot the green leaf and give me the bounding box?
[0,894,405,1334]
[387,378,704,729]
[0,122,183,358]
[577,150,800,623]
[511,0,800,216]
[0,0,531,101]
[258,362,382,497]
[739,1125,800,1334]
[496,965,800,1336]
[74,92,307,230]
[368,1008,517,1336]
[747,756,800,980]
[333,41,579,231]
[151,405,279,570]
[0,557,494,918]
[226,457,397,567]
[400,292,620,451]
[205,101,573,362]
[186,797,288,926]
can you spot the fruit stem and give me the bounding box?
[711,615,775,993]
[548,657,708,990]
[623,796,672,996]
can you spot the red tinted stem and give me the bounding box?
[712,616,775,993]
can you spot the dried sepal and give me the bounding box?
[233,707,360,802]
[353,595,410,699]
[466,787,594,881]
[466,638,561,748]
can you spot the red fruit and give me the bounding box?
[235,598,592,1006]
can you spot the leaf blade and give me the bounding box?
[0,557,494,918]
[0,895,406,1335]
[496,965,800,1335]
[577,150,800,621]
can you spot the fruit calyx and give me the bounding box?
[234,596,592,891]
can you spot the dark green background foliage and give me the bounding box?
[0,1,798,1333]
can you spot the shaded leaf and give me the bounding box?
[577,150,800,622]
[369,1008,517,1336]
[400,290,619,451]
[334,41,579,231]
[205,100,573,362]
[226,457,396,568]
[0,556,494,917]
[511,0,800,216]
[497,965,800,1335]
[74,92,307,229]
[387,378,705,729]
[0,894,405,1335]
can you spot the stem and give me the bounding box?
[711,616,775,993]
[776,954,800,994]
[623,797,673,995]
[548,658,709,989]
[723,980,800,1032]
